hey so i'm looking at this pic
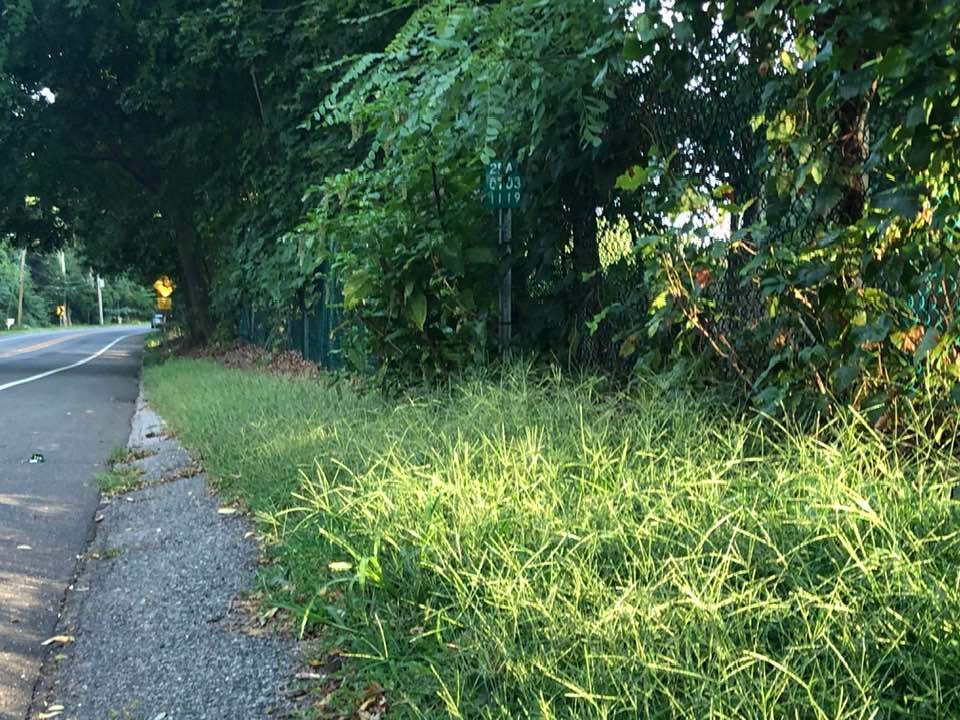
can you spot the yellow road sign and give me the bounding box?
[153,276,175,298]
[156,296,172,311]
[55,305,65,317]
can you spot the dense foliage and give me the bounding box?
[619,0,960,418]
[1,0,958,409]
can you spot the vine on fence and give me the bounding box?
[614,0,960,421]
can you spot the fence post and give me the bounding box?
[303,297,310,361]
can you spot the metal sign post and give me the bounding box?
[498,207,513,355]
[484,161,522,357]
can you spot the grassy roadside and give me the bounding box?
[144,358,960,719]
[0,326,48,337]
[0,325,82,338]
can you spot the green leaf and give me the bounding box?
[650,290,669,311]
[850,314,893,344]
[673,21,694,44]
[407,291,427,331]
[795,35,816,62]
[832,365,859,392]
[343,274,370,310]
[623,36,644,61]
[792,4,815,23]
[756,0,779,19]
[619,334,638,358]
[615,164,654,191]
[809,159,823,185]
[915,327,941,362]
[877,46,910,79]
[814,183,844,216]
[780,50,797,75]
[905,104,925,129]
[907,125,933,170]
[766,112,796,141]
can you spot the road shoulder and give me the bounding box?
[29,383,301,720]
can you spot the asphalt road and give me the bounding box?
[0,327,147,720]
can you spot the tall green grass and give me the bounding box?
[145,360,960,719]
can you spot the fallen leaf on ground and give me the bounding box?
[40,636,74,647]
[36,704,64,718]
[357,681,388,719]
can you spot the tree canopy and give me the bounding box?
[0,0,957,412]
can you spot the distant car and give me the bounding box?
[150,313,166,329]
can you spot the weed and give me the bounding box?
[86,547,124,561]
[145,360,960,719]
[106,446,154,467]
[97,465,143,497]
[106,446,128,466]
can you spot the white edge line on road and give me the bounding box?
[0,333,139,392]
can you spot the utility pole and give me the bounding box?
[58,250,68,327]
[16,248,26,327]
[96,274,104,325]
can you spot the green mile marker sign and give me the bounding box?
[483,161,523,209]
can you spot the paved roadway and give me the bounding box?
[0,327,147,720]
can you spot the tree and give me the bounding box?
[1,1,223,337]
[0,0,403,342]
[306,0,670,374]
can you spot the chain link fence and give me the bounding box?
[238,281,344,370]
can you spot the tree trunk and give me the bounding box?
[833,94,871,226]
[559,171,603,365]
[562,172,601,315]
[174,222,214,342]
[815,12,872,227]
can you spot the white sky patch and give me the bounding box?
[32,87,56,104]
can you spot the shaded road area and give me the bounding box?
[0,327,147,720]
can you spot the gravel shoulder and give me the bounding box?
[29,384,301,720]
